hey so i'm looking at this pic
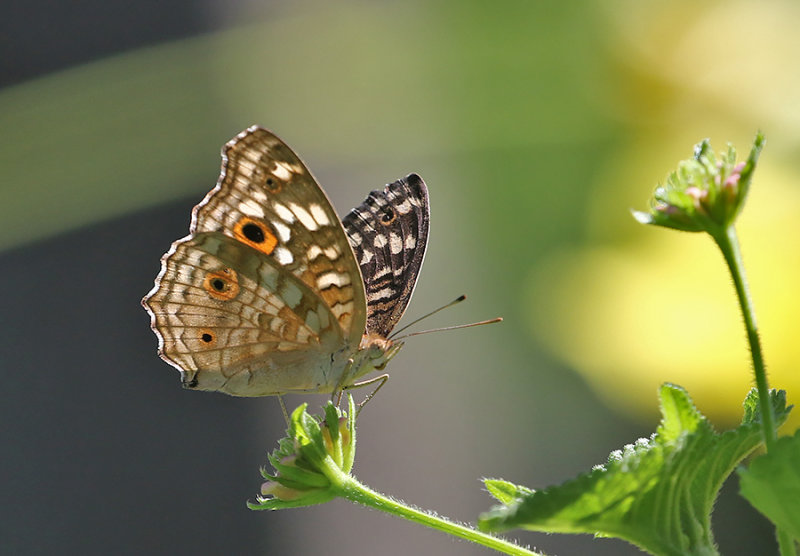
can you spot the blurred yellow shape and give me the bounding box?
[527,161,800,429]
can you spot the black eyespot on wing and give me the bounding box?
[264,176,282,193]
[242,222,266,243]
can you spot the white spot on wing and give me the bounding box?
[239,199,265,218]
[374,235,387,248]
[273,202,295,223]
[309,204,331,227]
[272,162,293,181]
[360,249,374,264]
[273,220,291,242]
[405,234,416,250]
[318,271,351,289]
[367,286,395,301]
[274,246,294,265]
[395,199,412,214]
[307,245,323,260]
[389,232,402,255]
[289,202,319,231]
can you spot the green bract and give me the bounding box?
[248,396,356,510]
[633,133,765,234]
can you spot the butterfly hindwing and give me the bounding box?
[342,174,430,337]
[144,231,348,395]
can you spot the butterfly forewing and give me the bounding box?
[191,126,367,343]
[343,174,430,337]
[143,127,369,395]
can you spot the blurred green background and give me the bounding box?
[3,1,798,554]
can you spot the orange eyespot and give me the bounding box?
[203,268,240,301]
[264,175,282,193]
[198,328,217,347]
[379,207,396,226]
[233,217,278,255]
[253,165,283,193]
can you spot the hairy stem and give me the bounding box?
[712,226,795,556]
[321,460,540,556]
[712,226,775,449]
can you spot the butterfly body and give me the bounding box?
[143,127,428,396]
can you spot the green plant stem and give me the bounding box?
[320,459,540,556]
[712,226,795,556]
[712,226,775,450]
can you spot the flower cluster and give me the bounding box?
[633,133,764,234]
[249,396,356,510]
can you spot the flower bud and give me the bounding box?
[633,133,764,234]
[248,396,357,510]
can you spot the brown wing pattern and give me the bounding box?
[143,232,343,394]
[342,174,430,337]
[142,127,370,395]
[190,126,366,342]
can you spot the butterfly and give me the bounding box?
[142,126,429,397]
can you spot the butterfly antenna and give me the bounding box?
[391,317,503,341]
[388,295,467,339]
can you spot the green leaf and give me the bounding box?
[484,479,535,505]
[478,385,790,556]
[739,428,800,541]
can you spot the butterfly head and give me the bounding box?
[353,333,404,376]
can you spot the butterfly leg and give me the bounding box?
[332,356,358,407]
[277,395,290,425]
[343,373,390,415]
